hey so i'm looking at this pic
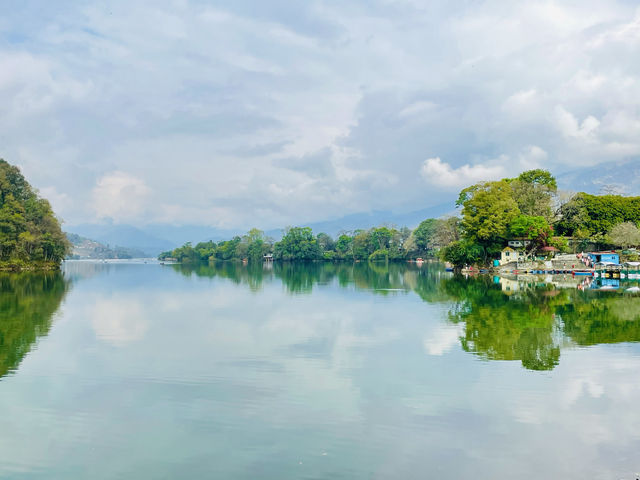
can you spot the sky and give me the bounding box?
[1,0,640,230]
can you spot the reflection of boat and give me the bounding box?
[573,270,594,276]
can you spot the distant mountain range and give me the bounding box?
[557,159,640,195]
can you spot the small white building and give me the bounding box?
[507,239,531,248]
[500,247,522,265]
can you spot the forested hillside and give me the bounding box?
[0,159,69,269]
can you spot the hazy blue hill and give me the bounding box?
[65,224,174,256]
[66,233,148,259]
[289,202,456,238]
[557,159,640,195]
[142,224,240,246]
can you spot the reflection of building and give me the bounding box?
[499,277,520,294]
[591,277,621,290]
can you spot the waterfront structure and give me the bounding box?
[587,251,620,265]
[500,247,523,265]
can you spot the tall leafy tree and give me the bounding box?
[411,218,438,254]
[457,180,521,253]
[510,169,557,220]
[273,227,322,261]
[608,222,640,249]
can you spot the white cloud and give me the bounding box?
[518,145,548,169]
[1,0,640,227]
[91,171,151,221]
[420,157,506,188]
[555,106,600,139]
[398,100,436,118]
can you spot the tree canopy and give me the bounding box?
[0,159,69,267]
[555,193,640,236]
[458,179,521,253]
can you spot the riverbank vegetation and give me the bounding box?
[0,160,70,270]
[441,169,640,266]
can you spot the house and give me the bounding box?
[587,251,619,265]
[507,239,532,248]
[500,247,522,265]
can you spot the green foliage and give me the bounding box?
[368,249,389,262]
[459,180,521,252]
[608,222,640,248]
[160,224,416,263]
[316,232,335,253]
[411,218,438,253]
[407,217,461,257]
[556,193,640,236]
[510,169,557,220]
[0,159,69,267]
[273,227,322,261]
[335,234,353,258]
[548,236,570,253]
[508,215,552,250]
[440,240,484,267]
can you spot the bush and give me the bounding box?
[368,249,389,262]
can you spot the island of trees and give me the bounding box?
[0,159,69,270]
[160,169,640,268]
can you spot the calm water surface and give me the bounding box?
[0,261,639,479]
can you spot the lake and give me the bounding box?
[0,261,639,479]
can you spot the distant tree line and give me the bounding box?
[0,159,70,268]
[159,220,461,264]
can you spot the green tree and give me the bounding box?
[510,169,557,220]
[608,222,640,249]
[440,240,484,267]
[556,193,640,236]
[457,180,521,254]
[508,215,552,251]
[432,217,461,248]
[273,227,322,261]
[411,218,438,254]
[352,230,370,260]
[316,232,335,253]
[335,234,353,259]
